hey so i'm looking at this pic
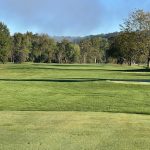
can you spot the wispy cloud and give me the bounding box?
[0,0,102,35]
[0,0,150,35]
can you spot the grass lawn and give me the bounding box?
[0,112,150,150]
[0,63,150,149]
[0,63,150,114]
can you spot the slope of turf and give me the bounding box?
[0,112,150,150]
[0,63,150,114]
[0,63,150,150]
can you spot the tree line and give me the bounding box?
[0,9,150,67]
[0,24,109,64]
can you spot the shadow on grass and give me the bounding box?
[123,69,150,72]
[6,66,114,71]
[31,63,105,67]
[0,78,104,82]
[0,78,150,83]
[2,109,149,115]
[6,65,150,72]
[102,111,150,115]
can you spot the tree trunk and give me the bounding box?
[147,57,150,69]
[128,58,132,66]
[83,54,86,63]
[147,51,150,69]
[64,57,67,64]
[47,53,51,63]
[95,58,97,64]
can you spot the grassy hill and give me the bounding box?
[0,63,150,150]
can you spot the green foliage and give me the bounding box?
[12,33,30,63]
[108,9,150,67]
[0,22,11,63]
[55,39,81,63]
[73,44,80,63]
[108,32,137,65]
[79,37,108,63]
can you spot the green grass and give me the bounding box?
[0,63,150,150]
[0,63,150,114]
[0,112,150,150]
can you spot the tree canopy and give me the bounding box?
[0,22,11,63]
[0,9,150,67]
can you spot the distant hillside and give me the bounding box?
[52,36,83,43]
[84,32,119,39]
[52,32,119,43]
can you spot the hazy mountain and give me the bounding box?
[52,32,119,43]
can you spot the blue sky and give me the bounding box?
[0,0,150,36]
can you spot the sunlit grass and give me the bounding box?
[0,63,150,150]
[0,111,150,150]
[0,63,150,114]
